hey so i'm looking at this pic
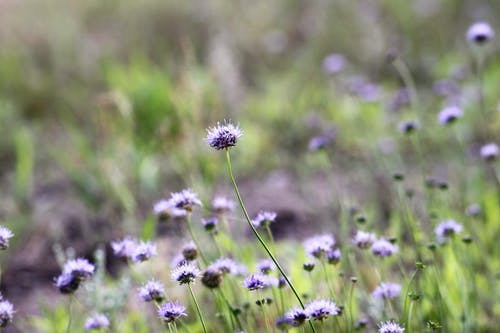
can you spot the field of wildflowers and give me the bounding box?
[0,1,499,332]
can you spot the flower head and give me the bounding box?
[138,279,165,302]
[201,217,218,232]
[305,299,339,321]
[438,106,462,125]
[327,248,341,265]
[181,241,198,261]
[435,220,463,243]
[210,258,238,275]
[0,226,13,250]
[308,134,334,151]
[62,258,95,281]
[205,121,243,150]
[252,211,277,228]
[243,273,276,291]
[171,262,201,285]
[85,313,110,331]
[303,234,335,258]
[398,120,419,135]
[211,196,235,214]
[480,143,499,161]
[201,267,223,289]
[285,307,309,326]
[111,237,137,258]
[54,273,80,294]
[322,53,346,74]
[353,230,376,249]
[378,320,405,333]
[153,199,187,221]
[131,241,157,263]
[466,22,494,45]
[0,300,14,328]
[372,238,398,257]
[257,259,276,274]
[372,282,402,299]
[157,301,187,323]
[169,189,202,212]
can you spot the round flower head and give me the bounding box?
[131,241,157,263]
[466,203,481,216]
[0,226,14,250]
[435,219,463,243]
[0,300,14,328]
[322,53,346,74]
[303,261,315,272]
[157,301,187,323]
[201,267,223,289]
[257,259,276,274]
[171,262,201,285]
[111,237,137,258]
[201,217,218,232]
[378,320,405,333]
[303,234,335,258]
[327,248,341,265]
[169,189,202,212]
[205,121,243,150]
[372,282,402,299]
[181,241,198,261]
[138,279,165,302]
[153,199,187,221]
[305,299,339,321]
[308,135,333,151]
[480,143,499,161]
[210,258,238,275]
[372,238,398,257]
[252,211,277,228]
[285,307,309,327]
[85,313,110,331]
[243,273,274,291]
[211,196,235,214]
[466,22,494,45]
[170,254,189,269]
[54,272,80,294]
[398,120,419,135]
[63,258,95,281]
[438,106,462,125]
[353,230,376,249]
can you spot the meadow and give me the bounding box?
[0,1,499,332]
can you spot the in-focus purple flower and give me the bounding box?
[85,313,110,331]
[372,282,402,299]
[480,143,499,161]
[435,220,463,243]
[438,106,462,125]
[466,22,494,45]
[205,121,243,150]
[138,279,165,302]
[0,300,14,328]
[378,320,405,333]
[257,259,276,274]
[0,226,14,250]
[303,234,335,258]
[327,248,341,265]
[372,238,398,257]
[153,199,187,221]
[171,262,201,285]
[211,196,235,214]
[305,299,339,321]
[131,241,157,263]
[252,211,277,228]
[322,53,346,74]
[157,301,187,323]
[169,189,202,212]
[243,273,275,291]
[353,230,376,249]
[63,258,95,281]
[210,258,238,275]
[111,237,137,258]
[285,307,309,327]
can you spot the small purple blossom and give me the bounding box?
[322,53,346,74]
[435,220,463,243]
[153,199,187,220]
[327,248,341,265]
[54,273,80,294]
[157,301,187,323]
[201,217,218,232]
[210,258,238,275]
[0,300,14,328]
[0,226,14,250]
[252,211,277,228]
[131,241,157,263]
[257,259,276,274]
[305,299,339,321]
[243,273,275,291]
[372,238,398,257]
[205,121,243,150]
[308,135,333,151]
[85,313,110,331]
[62,258,95,280]
[480,143,499,161]
[353,230,376,249]
[169,189,203,212]
[372,282,402,299]
[171,262,201,285]
[171,254,189,269]
[138,280,165,302]
[438,106,462,125]
[211,196,235,214]
[466,22,494,44]
[303,234,335,258]
[111,237,137,258]
[285,307,309,326]
[378,320,405,333]
[398,120,419,135]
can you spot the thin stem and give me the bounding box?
[225,149,317,333]
[186,214,208,265]
[348,281,356,333]
[187,284,208,333]
[321,260,335,298]
[258,291,272,333]
[65,296,73,333]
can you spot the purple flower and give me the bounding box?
[63,258,95,280]
[257,259,276,274]
[303,234,335,258]
[353,230,376,249]
[54,273,80,294]
[308,135,333,151]
[111,237,137,258]
[243,273,276,291]
[169,189,202,212]
[201,217,218,232]
[372,238,398,257]
[466,22,494,44]
[171,262,201,285]
[372,282,402,299]
[181,241,198,261]
[252,211,277,228]
[327,248,341,265]
[322,53,346,74]
[398,120,419,135]
[0,226,14,250]
[205,121,243,150]
[85,313,110,331]
[480,143,499,161]
[305,299,339,321]
[378,320,405,333]
[438,106,462,125]
[435,220,463,243]
[170,254,189,269]
[210,258,238,275]
[285,307,309,326]
[153,199,187,220]
[211,196,235,214]
[0,300,14,328]
[131,241,157,263]
[138,280,165,302]
[157,301,187,323]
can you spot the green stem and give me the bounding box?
[65,296,73,333]
[225,149,317,333]
[187,283,208,333]
[407,301,414,333]
[186,214,208,265]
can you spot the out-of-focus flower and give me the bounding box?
[435,220,463,243]
[257,259,276,274]
[0,300,14,328]
[0,226,14,250]
[252,211,277,228]
[353,230,376,249]
[372,282,402,299]
[131,241,157,263]
[169,189,202,212]
[85,313,110,331]
[438,106,462,125]
[138,280,165,302]
[322,53,346,75]
[466,22,494,45]
[303,234,335,258]
[211,196,235,214]
[480,143,499,161]
[111,237,137,258]
[378,320,405,333]
[305,299,339,321]
[372,238,398,257]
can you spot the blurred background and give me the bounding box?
[0,0,499,330]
